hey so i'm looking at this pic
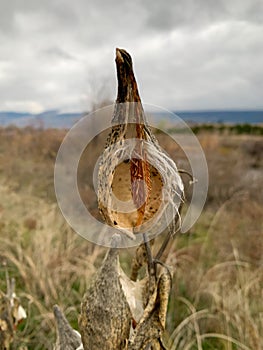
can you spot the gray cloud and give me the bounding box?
[143,0,263,30]
[0,0,262,112]
[43,47,76,61]
[143,0,227,31]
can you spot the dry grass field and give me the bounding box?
[0,125,262,349]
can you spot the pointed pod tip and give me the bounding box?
[53,304,62,320]
[116,47,124,62]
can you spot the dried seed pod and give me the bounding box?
[53,305,83,350]
[79,247,132,350]
[127,267,172,350]
[98,49,183,239]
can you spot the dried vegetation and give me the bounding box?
[0,126,262,349]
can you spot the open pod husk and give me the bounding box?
[98,49,183,240]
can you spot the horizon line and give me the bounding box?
[1,108,263,115]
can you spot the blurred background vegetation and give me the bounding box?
[0,124,262,349]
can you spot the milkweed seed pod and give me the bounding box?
[53,305,83,350]
[127,268,172,350]
[79,245,132,350]
[98,49,183,240]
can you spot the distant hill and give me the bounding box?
[0,110,82,128]
[0,109,262,128]
[174,110,263,124]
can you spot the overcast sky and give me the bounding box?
[0,0,263,113]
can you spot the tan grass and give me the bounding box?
[0,126,262,349]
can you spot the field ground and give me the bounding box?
[0,125,262,349]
